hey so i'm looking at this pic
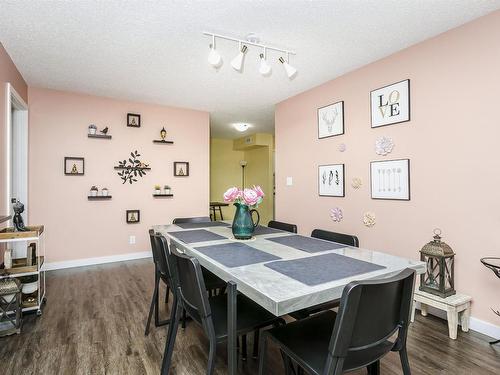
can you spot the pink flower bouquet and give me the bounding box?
[223,185,264,208]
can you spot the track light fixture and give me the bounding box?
[231,43,248,72]
[204,32,297,80]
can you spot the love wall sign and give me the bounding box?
[370,79,410,128]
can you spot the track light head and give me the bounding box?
[231,44,248,71]
[259,53,272,76]
[279,56,297,79]
[208,43,222,68]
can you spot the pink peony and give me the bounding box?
[253,185,265,198]
[223,187,241,203]
[242,188,260,206]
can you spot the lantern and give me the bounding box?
[419,228,456,298]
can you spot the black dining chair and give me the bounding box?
[311,229,359,247]
[268,220,298,233]
[145,229,172,336]
[161,239,284,375]
[259,268,416,375]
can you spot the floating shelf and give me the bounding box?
[114,166,151,170]
[153,194,174,197]
[88,195,112,200]
[0,215,11,224]
[153,140,174,144]
[88,134,112,139]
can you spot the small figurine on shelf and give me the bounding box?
[164,185,171,195]
[12,199,27,232]
[160,127,167,141]
[102,187,109,197]
[100,127,109,135]
[90,186,98,197]
[154,185,161,195]
[88,124,97,135]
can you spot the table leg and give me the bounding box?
[219,206,224,220]
[410,301,416,323]
[460,305,470,332]
[227,281,237,375]
[420,303,428,317]
[446,308,458,340]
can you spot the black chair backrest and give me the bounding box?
[149,230,171,279]
[311,229,359,247]
[326,268,415,370]
[173,216,211,224]
[268,220,297,233]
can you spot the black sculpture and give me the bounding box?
[12,199,27,232]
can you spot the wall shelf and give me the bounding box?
[153,140,174,144]
[88,134,112,139]
[88,195,112,200]
[113,166,151,170]
[0,215,11,224]
[152,194,174,197]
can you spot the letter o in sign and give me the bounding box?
[388,90,400,104]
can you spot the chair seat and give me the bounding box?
[202,268,227,290]
[267,310,394,374]
[208,294,278,341]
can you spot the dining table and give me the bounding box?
[153,221,426,375]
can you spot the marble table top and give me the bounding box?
[153,223,426,316]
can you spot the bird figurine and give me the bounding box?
[100,127,109,135]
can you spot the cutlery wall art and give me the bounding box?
[370,159,410,200]
[317,101,344,138]
[318,164,345,197]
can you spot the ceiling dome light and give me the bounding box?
[233,123,250,132]
[259,51,272,76]
[279,55,297,79]
[231,44,248,72]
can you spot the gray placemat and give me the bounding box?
[194,242,281,267]
[168,229,226,243]
[264,253,386,286]
[175,221,230,229]
[266,235,346,253]
[253,225,283,235]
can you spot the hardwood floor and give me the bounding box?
[0,259,498,374]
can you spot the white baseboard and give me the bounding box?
[415,302,500,340]
[44,251,152,271]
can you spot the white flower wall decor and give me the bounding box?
[351,177,362,189]
[363,212,376,227]
[338,143,346,152]
[330,207,343,222]
[375,136,394,156]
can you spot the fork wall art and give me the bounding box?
[370,159,410,200]
[318,101,344,138]
[319,164,345,197]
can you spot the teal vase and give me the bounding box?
[232,203,260,240]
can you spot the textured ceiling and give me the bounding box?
[1,1,499,138]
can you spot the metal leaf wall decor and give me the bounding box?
[116,150,149,184]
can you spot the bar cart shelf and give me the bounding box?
[0,225,47,316]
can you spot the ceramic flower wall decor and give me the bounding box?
[338,143,346,152]
[375,136,394,156]
[351,177,362,189]
[363,212,376,227]
[330,207,343,222]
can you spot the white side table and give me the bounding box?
[411,289,472,340]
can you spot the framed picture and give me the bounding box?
[318,101,344,138]
[318,164,345,197]
[64,157,84,175]
[127,113,141,128]
[126,210,140,223]
[370,79,410,128]
[174,162,189,177]
[370,159,410,200]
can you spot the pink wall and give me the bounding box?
[0,42,28,218]
[275,11,500,326]
[28,87,209,263]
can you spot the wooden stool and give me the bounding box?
[411,289,471,340]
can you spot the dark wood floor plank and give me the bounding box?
[0,259,498,374]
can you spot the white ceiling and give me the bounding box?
[1,1,499,138]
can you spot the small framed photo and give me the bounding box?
[318,164,345,197]
[126,210,140,224]
[370,159,410,200]
[127,113,141,128]
[64,157,85,175]
[318,101,344,138]
[371,79,410,128]
[174,162,189,177]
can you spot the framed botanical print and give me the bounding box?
[64,157,84,175]
[126,210,140,223]
[127,113,141,128]
[370,159,410,200]
[174,162,189,176]
[370,79,410,128]
[318,164,345,197]
[318,101,344,138]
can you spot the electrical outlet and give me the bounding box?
[286,177,293,186]
[129,235,136,245]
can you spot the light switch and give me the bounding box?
[286,177,293,186]
[129,235,136,245]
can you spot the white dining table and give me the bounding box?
[153,222,425,375]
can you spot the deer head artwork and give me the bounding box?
[322,107,339,133]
